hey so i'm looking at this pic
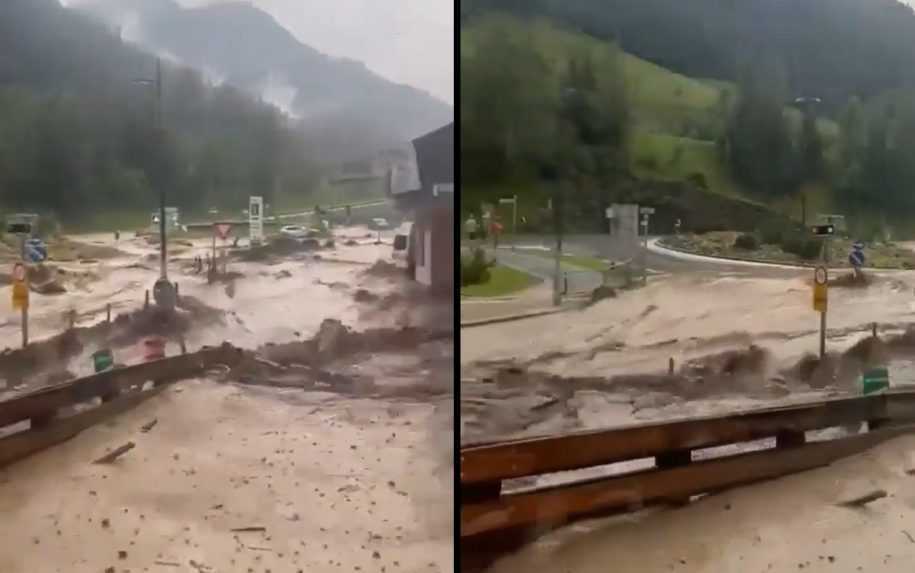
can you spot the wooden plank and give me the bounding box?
[461,424,913,538]
[0,384,168,469]
[461,393,894,485]
[0,343,241,429]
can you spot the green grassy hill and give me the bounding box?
[462,17,845,226]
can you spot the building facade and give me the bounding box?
[389,123,454,293]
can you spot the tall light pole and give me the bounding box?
[550,87,581,307]
[133,58,176,309]
[794,96,822,227]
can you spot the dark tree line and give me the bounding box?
[465,0,915,113]
[461,16,628,228]
[0,0,318,221]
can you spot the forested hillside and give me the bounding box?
[462,0,915,111]
[461,1,915,238]
[0,0,317,223]
[77,0,453,162]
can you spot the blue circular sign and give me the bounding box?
[849,250,865,267]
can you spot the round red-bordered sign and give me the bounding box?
[12,262,26,282]
[814,266,828,285]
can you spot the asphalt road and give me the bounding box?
[506,234,807,278]
[483,246,605,293]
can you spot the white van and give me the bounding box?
[392,222,413,262]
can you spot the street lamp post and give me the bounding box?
[134,58,176,310]
[498,195,518,250]
[794,96,822,227]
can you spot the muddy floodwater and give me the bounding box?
[462,265,915,573]
[0,226,453,573]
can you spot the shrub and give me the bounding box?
[686,172,707,190]
[781,234,821,260]
[461,248,493,287]
[670,145,684,166]
[759,221,786,245]
[734,233,759,250]
[636,156,659,170]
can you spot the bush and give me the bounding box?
[759,221,786,245]
[686,172,707,190]
[670,145,684,166]
[461,248,493,287]
[734,233,759,250]
[636,156,659,170]
[781,234,822,260]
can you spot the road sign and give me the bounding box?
[249,196,264,245]
[24,239,46,263]
[499,197,516,205]
[6,222,30,235]
[811,224,835,236]
[640,207,656,215]
[862,367,890,395]
[12,263,28,310]
[215,223,232,240]
[849,250,865,268]
[813,266,828,312]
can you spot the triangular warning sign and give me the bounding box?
[215,223,232,240]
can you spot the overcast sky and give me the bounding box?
[176,0,454,105]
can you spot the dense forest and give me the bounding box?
[77,0,453,163]
[462,0,915,111]
[462,0,915,238]
[0,0,317,223]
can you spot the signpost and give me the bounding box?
[849,241,865,277]
[811,224,835,237]
[639,206,655,285]
[215,223,232,241]
[249,196,264,246]
[861,367,890,395]
[210,222,233,281]
[11,262,28,347]
[499,195,518,250]
[813,265,828,358]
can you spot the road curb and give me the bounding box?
[653,239,888,271]
[460,307,568,329]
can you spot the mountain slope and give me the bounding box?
[463,0,915,111]
[0,0,320,220]
[77,0,452,159]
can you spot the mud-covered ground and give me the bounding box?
[462,270,915,445]
[463,268,915,573]
[0,225,454,573]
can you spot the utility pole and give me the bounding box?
[499,195,518,251]
[135,58,175,310]
[639,206,655,285]
[156,58,166,284]
[552,186,564,307]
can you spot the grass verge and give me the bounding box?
[461,265,538,298]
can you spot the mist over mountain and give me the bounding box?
[74,0,453,160]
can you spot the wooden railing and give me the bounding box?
[460,390,915,570]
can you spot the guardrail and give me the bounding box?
[0,343,243,468]
[460,390,915,571]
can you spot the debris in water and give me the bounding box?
[93,442,135,464]
[838,489,887,507]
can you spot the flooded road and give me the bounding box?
[461,268,915,445]
[0,225,454,573]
